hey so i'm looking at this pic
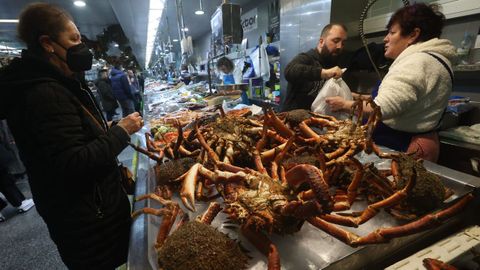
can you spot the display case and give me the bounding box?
[127,139,480,269]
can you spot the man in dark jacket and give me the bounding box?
[96,69,118,121]
[283,23,348,111]
[110,64,135,117]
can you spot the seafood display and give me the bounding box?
[132,97,475,269]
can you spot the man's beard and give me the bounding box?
[320,44,341,63]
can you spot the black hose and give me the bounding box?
[358,0,410,80]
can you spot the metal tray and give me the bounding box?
[131,152,479,270]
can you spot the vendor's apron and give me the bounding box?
[371,52,453,162]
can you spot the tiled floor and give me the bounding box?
[0,176,67,270]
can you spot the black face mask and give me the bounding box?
[53,41,93,72]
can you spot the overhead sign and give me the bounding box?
[241,8,257,33]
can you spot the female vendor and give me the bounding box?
[216,56,249,103]
[325,3,455,162]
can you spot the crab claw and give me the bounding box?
[179,163,202,211]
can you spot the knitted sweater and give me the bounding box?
[374,38,456,133]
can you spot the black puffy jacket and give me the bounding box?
[0,50,131,269]
[283,48,337,112]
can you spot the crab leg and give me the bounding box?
[178,146,200,157]
[155,204,179,249]
[145,132,157,152]
[285,164,333,212]
[266,129,288,144]
[271,135,295,181]
[178,163,202,211]
[199,202,222,225]
[195,122,220,163]
[423,258,458,270]
[260,142,286,161]
[298,118,335,140]
[309,193,474,247]
[265,108,294,138]
[322,167,416,227]
[332,158,364,211]
[241,226,281,270]
[255,125,269,174]
[352,193,474,246]
[173,119,183,159]
[224,141,234,164]
[128,142,163,162]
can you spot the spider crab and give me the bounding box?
[132,200,249,270]
[170,120,472,269]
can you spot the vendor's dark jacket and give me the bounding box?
[96,78,118,112]
[283,48,336,112]
[0,50,131,270]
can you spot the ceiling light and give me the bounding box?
[195,0,204,15]
[182,27,189,32]
[114,43,119,47]
[172,39,179,42]
[73,1,86,7]
[0,19,19,23]
[146,0,165,68]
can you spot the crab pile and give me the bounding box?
[132,99,474,269]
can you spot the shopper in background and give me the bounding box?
[0,3,143,269]
[0,120,34,222]
[137,72,145,92]
[326,3,454,162]
[96,68,118,121]
[111,62,135,117]
[216,56,236,85]
[179,64,192,85]
[283,23,348,111]
[127,69,142,113]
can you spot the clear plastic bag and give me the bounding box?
[311,76,352,120]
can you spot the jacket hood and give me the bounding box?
[395,38,458,65]
[110,68,124,77]
[0,50,74,119]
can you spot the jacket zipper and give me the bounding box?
[78,81,108,218]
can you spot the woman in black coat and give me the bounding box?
[0,3,143,269]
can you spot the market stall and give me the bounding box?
[126,80,480,270]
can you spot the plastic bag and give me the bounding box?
[250,44,270,81]
[311,76,352,120]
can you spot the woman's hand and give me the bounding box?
[326,96,351,112]
[321,66,343,79]
[117,112,144,135]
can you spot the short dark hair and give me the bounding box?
[216,57,234,72]
[387,3,445,43]
[320,23,348,38]
[17,3,73,51]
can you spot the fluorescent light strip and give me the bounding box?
[0,19,19,23]
[145,0,165,68]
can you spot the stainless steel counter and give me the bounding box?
[126,146,480,270]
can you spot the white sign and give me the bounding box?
[241,8,257,33]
